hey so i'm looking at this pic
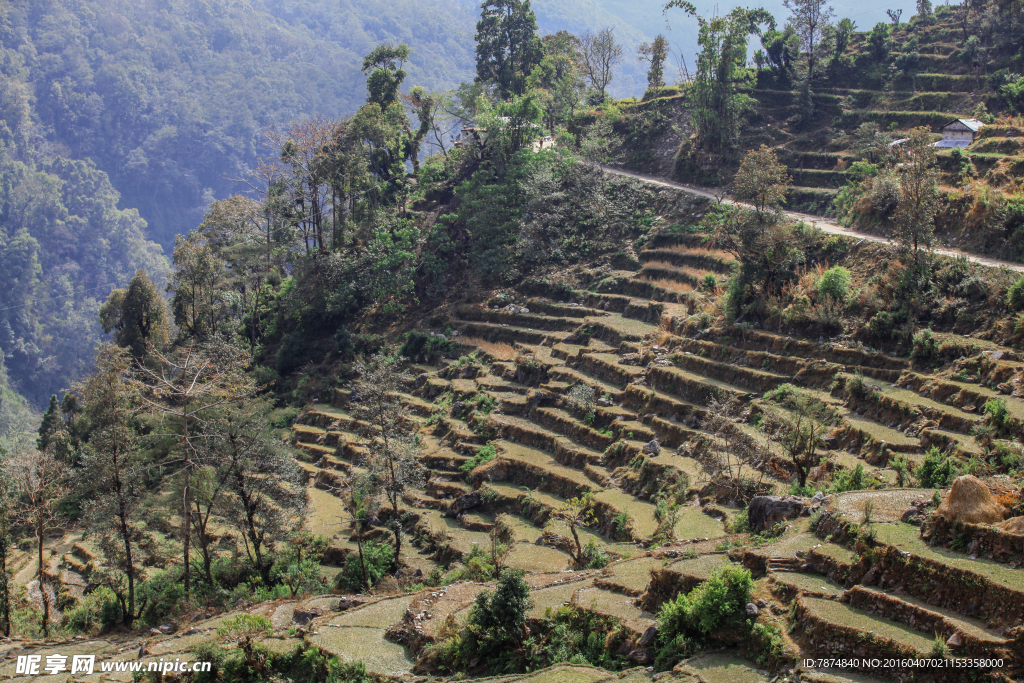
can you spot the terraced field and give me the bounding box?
[269,220,1024,681]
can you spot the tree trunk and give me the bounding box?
[183,470,192,600]
[37,517,47,637]
[120,512,136,628]
[357,529,369,591]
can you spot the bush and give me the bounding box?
[658,564,753,654]
[460,442,497,472]
[216,613,273,641]
[335,541,395,593]
[985,398,1008,428]
[817,266,852,302]
[916,447,955,488]
[62,586,122,634]
[1007,277,1024,311]
[466,569,532,654]
[829,463,868,493]
[911,330,939,364]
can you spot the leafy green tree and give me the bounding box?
[638,35,670,90]
[677,3,773,154]
[893,127,940,261]
[759,25,799,82]
[99,270,170,359]
[733,145,791,225]
[467,568,532,652]
[362,44,411,108]
[529,31,585,130]
[475,0,544,99]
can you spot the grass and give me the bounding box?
[327,596,415,629]
[506,543,574,573]
[680,652,769,683]
[668,554,733,581]
[309,625,414,674]
[831,490,937,525]
[572,586,656,632]
[528,579,594,619]
[638,276,695,294]
[593,490,659,539]
[872,523,1024,591]
[800,597,935,655]
[516,664,615,683]
[672,507,727,541]
[841,412,921,446]
[773,571,845,598]
[458,336,518,361]
[598,556,666,593]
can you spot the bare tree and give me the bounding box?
[220,409,307,586]
[76,344,147,628]
[334,471,379,591]
[762,392,831,489]
[132,340,256,600]
[0,473,12,636]
[578,27,624,101]
[695,396,771,504]
[489,514,516,576]
[6,447,68,636]
[551,495,598,569]
[783,0,835,82]
[886,8,903,25]
[352,348,426,569]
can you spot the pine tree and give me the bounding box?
[475,0,544,99]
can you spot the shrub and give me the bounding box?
[460,442,498,472]
[701,273,718,291]
[335,541,395,593]
[751,621,784,665]
[466,569,532,653]
[830,463,868,493]
[911,330,938,364]
[984,398,1008,428]
[916,447,955,488]
[658,564,753,643]
[581,540,609,569]
[867,311,895,341]
[62,586,122,634]
[868,170,899,215]
[817,266,852,302]
[1008,277,1024,311]
[216,613,273,641]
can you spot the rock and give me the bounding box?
[185,628,201,636]
[337,597,367,611]
[901,508,918,523]
[448,491,484,516]
[748,495,807,532]
[150,628,162,636]
[990,350,1005,361]
[745,603,759,616]
[626,649,652,665]
[292,609,323,625]
[823,436,839,449]
[947,632,963,648]
[597,397,613,407]
[642,439,661,456]
[158,624,173,634]
[811,491,825,504]
[450,401,467,417]
[756,598,768,609]
[638,624,658,647]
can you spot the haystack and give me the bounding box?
[997,516,1024,534]
[935,475,1007,525]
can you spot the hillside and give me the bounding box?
[3,1,1024,682]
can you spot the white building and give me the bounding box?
[934,118,985,148]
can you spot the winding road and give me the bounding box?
[599,164,1024,273]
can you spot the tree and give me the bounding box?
[352,348,426,568]
[695,396,771,504]
[99,270,170,359]
[893,127,940,262]
[489,514,516,576]
[763,392,831,489]
[362,44,411,108]
[578,28,624,101]
[529,31,585,130]
[221,409,307,586]
[169,232,227,340]
[6,447,68,636]
[828,18,856,65]
[690,7,773,154]
[638,35,670,91]
[551,495,598,569]
[0,472,11,637]
[132,341,256,600]
[76,344,146,627]
[475,0,544,99]
[334,472,379,591]
[466,568,531,653]
[784,0,835,83]
[733,145,791,225]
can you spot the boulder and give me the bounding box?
[748,495,807,532]
[292,609,324,625]
[448,491,484,516]
[638,624,658,647]
[642,439,661,456]
[745,603,759,616]
[935,475,1007,526]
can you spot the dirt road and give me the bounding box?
[600,164,1024,273]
